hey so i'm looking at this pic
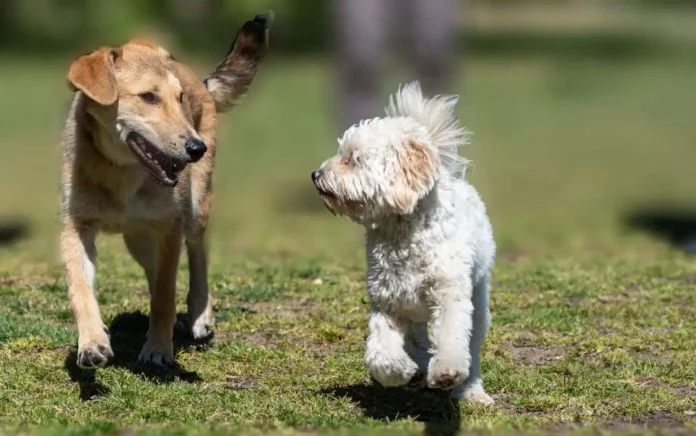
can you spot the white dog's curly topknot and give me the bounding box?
[386,81,471,177]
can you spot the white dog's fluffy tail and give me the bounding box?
[386,81,470,177]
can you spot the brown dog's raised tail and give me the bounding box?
[204,11,273,113]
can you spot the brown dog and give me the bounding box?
[61,14,271,368]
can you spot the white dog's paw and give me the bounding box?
[366,351,419,388]
[138,338,174,367]
[463,391,495,405]
[451,378,494,405]
[427,356,469,390]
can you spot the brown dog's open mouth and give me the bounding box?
[126,132,187,187]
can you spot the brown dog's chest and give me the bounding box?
[68,163,188,234]
[107,180,187,229]
[98,198,179,234]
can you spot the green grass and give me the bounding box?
[0,46,696,435]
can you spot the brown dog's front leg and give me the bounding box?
[138,221,181,366]
[61,220,113,369]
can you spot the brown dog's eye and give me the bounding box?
[139,92,158,104]
[179,93,184,104]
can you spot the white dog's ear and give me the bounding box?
[392,139,440,214]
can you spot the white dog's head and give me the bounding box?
[312,82,470,224]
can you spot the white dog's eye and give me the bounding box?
[340,155,352,166]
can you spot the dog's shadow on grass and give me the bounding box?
[623,205,696,255]
[64,311,211,401]
[321,383,462,436]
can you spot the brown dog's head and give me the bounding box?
[68,40,206,187]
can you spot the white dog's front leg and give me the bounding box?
[427,281,474,390]
[365,310,419,387]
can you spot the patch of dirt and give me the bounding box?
[623,283,641,293]
[242,330,277,348]
[224,374,260,390]
[601,410,684,430]
[237,328,343,358]
[506,343,569,365]
[0,275,59,289]
[497,248,530,263]
[597,289,639,303]
[631,350,670,363]
[249,297,321,318]
[489,392,693,434]
[645,327,673,336]
[676,273,696,285]
[627,341,670,363]
[637,376,696,398]
[531,412,690,435]
[494,395,690,434]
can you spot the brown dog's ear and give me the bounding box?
[67,48,120,106]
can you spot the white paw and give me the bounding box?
[138,338,174,367]
[463,391,495,405]
[366,350,419,388]
[451,378,494,405]
[427,356,469,390]
[187,299,214,340]
[190,312,214,340]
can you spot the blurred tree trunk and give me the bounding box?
[571,0,605,13]
[0,0,15,41]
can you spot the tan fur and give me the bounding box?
[393,139,440,213]
[205,13,271,112]
[61,15,270,369]
[68,48,120,106]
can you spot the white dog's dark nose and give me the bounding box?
[311,171,322,182]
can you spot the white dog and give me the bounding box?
[312,82,495,404]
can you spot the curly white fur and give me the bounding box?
[313,82,495,404]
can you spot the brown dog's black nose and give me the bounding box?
[312,171,322,182]
[185,138,207,162]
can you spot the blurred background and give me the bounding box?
[0,0,695,274]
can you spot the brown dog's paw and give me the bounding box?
[77,342,114,369]
[138,338,174,367]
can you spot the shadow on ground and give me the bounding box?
[64,311,212,401]
[624,206,696,254]
[0,219,30,246]
[321,383,462,436]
